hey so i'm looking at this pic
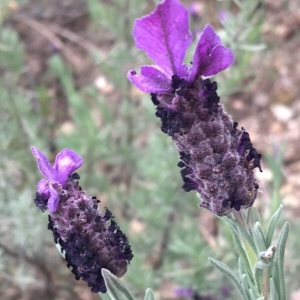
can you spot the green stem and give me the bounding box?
[232,210,257,267]
[232,210,249,232]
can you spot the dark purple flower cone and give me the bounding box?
[127,0,262,216]
[31,147,133,293]
[152,77,262,216]
[42,175,133,293]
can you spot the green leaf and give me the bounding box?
[248,288,256,300]
[241,274,251,300]
[273,222,289,300]
[209,258,249,300]
[266,205,282,247]
[231,227,255,283]
[101,269,135,300]
[252,207,261,225]
[244,273,260,298]
[144,288,155,300]
[246,207,252,225]
[269,277,279,300]
[225,217,257,254]
[252,222,266,252]
[99,292,112,300]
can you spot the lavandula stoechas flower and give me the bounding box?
[31,147,133,293]
[127,0,262,216]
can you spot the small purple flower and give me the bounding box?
[31,146,83,213]
[127,0,234,93]
[31,147,133,293]
[175,287,194,298]
[127,0,261,216]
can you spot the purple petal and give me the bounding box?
[133,0,192,77]
[37,179,50,197]
[201,45,234,76]
[127,66,172,93]
[54,149,83,186]
[47,186,59,213]
[189,24,234,80]
[30,146,58,181]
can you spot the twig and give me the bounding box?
[48,23,106,57]
[152,209,175,270]
[11,14,79,67]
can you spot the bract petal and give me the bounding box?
[133,0,192,77]
[30,146,58,181]
[189,24,234,81]
[127,66,171,93]
[47,186,59,213]
[37,179,50,197]
[201,45,234,76]
[54,149,83,186]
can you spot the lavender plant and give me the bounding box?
[26,0,289,299]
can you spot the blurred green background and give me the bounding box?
[0,0,300,299]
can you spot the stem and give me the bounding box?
[232,210,248,231]
[232,210,257,268]
[152,208,175,270]
[262,269,269,300]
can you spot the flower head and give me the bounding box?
[31,147,133,293]
[31,146,83,212]
[127,0,234,94]
[127,0,261,216]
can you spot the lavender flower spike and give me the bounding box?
[127,0,261,216]
[31,147,133,293]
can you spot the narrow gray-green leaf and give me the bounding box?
[252,222,266,253]
[269,278,279,300]
[231,228,255,283]
[256,297,264,300]
[248,288,256,300]
[99,292,112,300]
[244,273,260,298]
[144,288,155,300]
[209,258,249,300]
[266,205,282,247]
[241,274,251,300]
[225,217,257,254]
[252,207,261,224]
[274,222,289,300]
[102,269,135,300]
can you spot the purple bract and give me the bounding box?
[127,0,234,93]
[30,146,83,212]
